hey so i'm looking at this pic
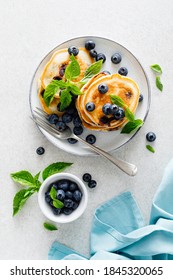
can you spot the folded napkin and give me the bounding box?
[48,158,173,260]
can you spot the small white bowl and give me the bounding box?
[38,173,88,223]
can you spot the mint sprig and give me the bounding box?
[110,94,143,134]
[80,60,103,84]
[65,54,80,80]
[43,222,58,231]
[11,162,72,216]
[150,63,163,92]
[50,186,64,209]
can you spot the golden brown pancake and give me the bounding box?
[77,73,140,131]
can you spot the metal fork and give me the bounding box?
[31,107,137,176]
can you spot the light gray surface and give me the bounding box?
[0,0,173,260]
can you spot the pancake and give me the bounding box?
[77,73,140,131]
[38,47,94,114]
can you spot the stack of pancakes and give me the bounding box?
[77,73,140,131]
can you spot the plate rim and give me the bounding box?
[29,35,151,156]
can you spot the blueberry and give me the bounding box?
[45,192,51,204]
[72,201,79,210]
[73,116,82,127]
[118,67,128,76]
[86,134,96,144]
[64,199,74,208]
[73,125,83,136]
[56,121,67,132]
[88,180,97,188]
[47,114,59,124]
[36,147,45,155]
[73,190,82,202]
[114,107,125,120]
[69,182,78,192]
[65,191,73,199]
[139,94,144,102]
[86,102,95,112]
[85,40,96,50]
[111,53,122,64]
[56,189,65,201]
[98,83,109,94]
[96,53,106,63]
[100,116,109,124]
[102,103,112,115]
[103,70,111,75]
[110,104,119,114]
[83,173,92,182]
[62,113,72,123]
[57,180,70,191]
[67,106,76,115]
[146,132,156,142]
[52,207,62,215]
[63,208,73,215]
[89,49,97,58]
[67,138,78,144]
[68,46,79,56]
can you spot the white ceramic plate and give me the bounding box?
[29,36,150,156]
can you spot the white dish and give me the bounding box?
[29,36,150,156]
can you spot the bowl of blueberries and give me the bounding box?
[38,173,88,223]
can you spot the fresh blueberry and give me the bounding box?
[64,199,74,208]
[88,180,97,188]
[62,113,72,123]
[36,147,45,155]
[82,173,92,182]
[45,192,51,204]
[50,183,58,190]
[68,46,79,56]
[96,53,106,63]
[63,208,73,215]
[67,138,78,144]
[56,121,67,132]
[102,70,111,75]
[85,40,96,50]
[73,116,82,127]
[56,189,65,201]
[65,191,73,199]
[73,125,83,136]
[110,104,119,114]
[47,114,59,124]
[102,103,112,115]
[111,53,122,64]
[72,201,79,210]
[69,182,78,192]
[98,83,109,94]
[67,106,76,115]
[139,94,144,102]
[57,180,70,191]
[100,116,109,124]
[86,102,95,112]
[118,67,128,76]
[89,49,97,58]
[146,132,156,142]
[52,207,62,215]
[114,107,125,120]
[73,190,82,202]
[86,134,96,144]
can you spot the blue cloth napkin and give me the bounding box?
[48,158,173,260]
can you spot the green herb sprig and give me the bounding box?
[11,162,72,216]
[110,95,143,134]
[43,222,58,231]
[43,55,103,111]
[150,64,163,92]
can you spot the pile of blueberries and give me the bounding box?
[45,179,82,215]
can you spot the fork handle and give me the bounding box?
[74,135,137,176]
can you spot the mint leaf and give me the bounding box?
[60,88,72,111]
[156,76,163,91]
[13,187,36,216]
[81,60,103,83]
[43,222,58,231]
[146,145,155,153]
[50,186,57,200]
[121,119,143,134]
[42,162,73,180]
[68,83,83,95]
[33,172,42,190]
[11,171,35,187]
[53,199,64,209]
[110,95,125,107]
[65,55,80,80]
[43,80,66,107]
[125,107,135,122]
[150,64,162,74]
